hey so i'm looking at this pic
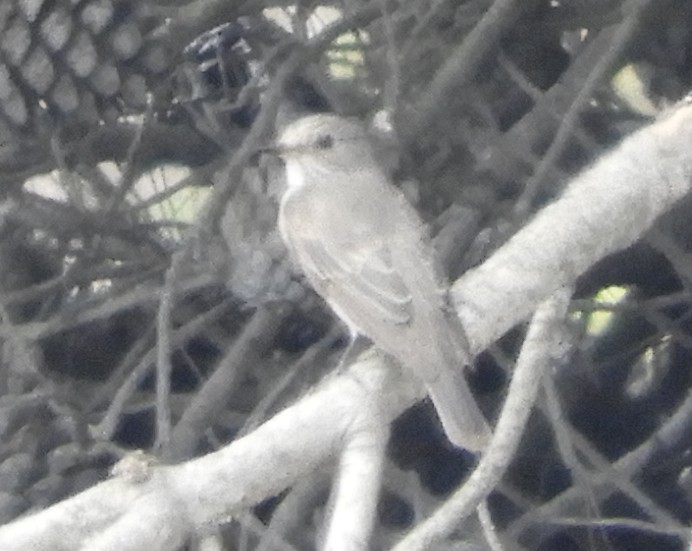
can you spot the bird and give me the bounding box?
[275,114,491,451]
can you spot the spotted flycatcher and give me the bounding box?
[276,114,490,451]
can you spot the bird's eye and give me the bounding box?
[315,134,334,150]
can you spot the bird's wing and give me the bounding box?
[297,237,413,326]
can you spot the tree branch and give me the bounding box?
[3,97,692,550]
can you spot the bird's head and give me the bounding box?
[276,114,378,173]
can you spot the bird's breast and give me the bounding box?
[283,161,306,191]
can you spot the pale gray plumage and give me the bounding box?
[276,114,490,451]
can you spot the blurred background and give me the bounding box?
[1,0,692,549]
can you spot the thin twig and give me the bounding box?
[514,0,655,216]
[392,288,572,551]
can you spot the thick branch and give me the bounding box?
[454,101,692,353]
[0,354,417,550]
[3,98,692,549]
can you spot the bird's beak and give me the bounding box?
[261,137,310,159]
[256,144,284,162]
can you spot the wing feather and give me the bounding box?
[295,237,413,326]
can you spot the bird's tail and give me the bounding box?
[426,362,491,452]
